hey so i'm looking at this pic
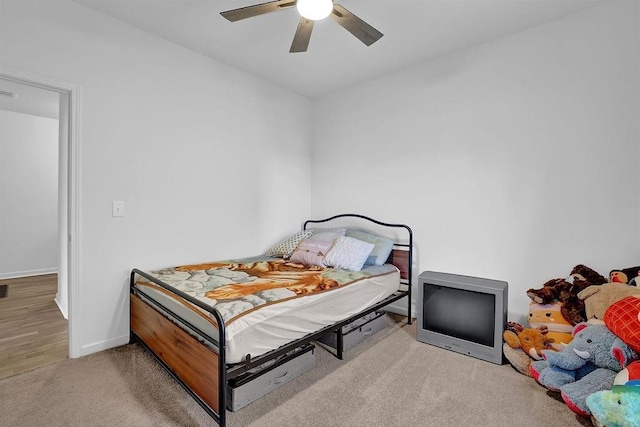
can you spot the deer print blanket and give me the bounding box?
[135,256,392,325]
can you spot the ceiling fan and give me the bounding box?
[220,0,383,53]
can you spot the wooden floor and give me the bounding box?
[0,274,68,380]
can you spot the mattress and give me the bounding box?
[134,260,400,364]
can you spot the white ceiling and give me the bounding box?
[76,0,604,99]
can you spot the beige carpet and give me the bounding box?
[0,319,592,427]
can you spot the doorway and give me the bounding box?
[0,69,81,359]
[0,80,59,280]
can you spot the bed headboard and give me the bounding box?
[303,213,413,286]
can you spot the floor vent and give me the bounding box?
[0,284,7,298]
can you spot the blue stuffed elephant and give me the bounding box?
[530,323,638,417]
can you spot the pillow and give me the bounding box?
[604,296,640,354]
[308,227,347,234]
[264,230,313,258]
[289,239,333,267]
[345,229,394,266]
[323,236,375,272]
[307,227,346,243]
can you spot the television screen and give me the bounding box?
[422,284,496,347]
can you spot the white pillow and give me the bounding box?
[323,236,375,271]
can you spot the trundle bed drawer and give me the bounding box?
[319,311,389,352]
[227,345,316,411]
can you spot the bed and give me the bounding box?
[130,214,413,426]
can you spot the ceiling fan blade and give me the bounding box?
[330,4,383,46]
[290,18,314,53]
[221,0,295,22]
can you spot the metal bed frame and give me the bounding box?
[129,214,413,426]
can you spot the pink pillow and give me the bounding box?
[289,239,333,267]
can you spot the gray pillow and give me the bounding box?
[345,229,394,266]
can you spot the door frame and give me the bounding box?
[1,67,82,358]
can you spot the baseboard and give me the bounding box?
[81,334,131,357]
[0,268,58,280]
[383,297,416,319]
[54,293,69,319]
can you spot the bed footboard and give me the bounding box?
[130,268,228,426]
[131,294,220,412]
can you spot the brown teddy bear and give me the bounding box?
[526,264,607,325]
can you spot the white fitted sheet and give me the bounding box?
[135,264,400,364]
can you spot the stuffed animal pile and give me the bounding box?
[504,264,640,425]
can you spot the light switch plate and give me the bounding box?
[112,201,125,217]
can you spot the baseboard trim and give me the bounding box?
[0,268,58,280]
[383,297,416,319]
[81,335,130,357]
[55,293,69,319]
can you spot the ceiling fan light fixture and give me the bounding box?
[296,0,333,21]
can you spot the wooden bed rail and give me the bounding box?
[130,268,228,426]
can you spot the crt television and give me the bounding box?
[417,271,508,365]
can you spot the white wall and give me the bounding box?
[0,110,59,278]
[1,0,637,354]
[0,1,312,355]
[311,1,640,322]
